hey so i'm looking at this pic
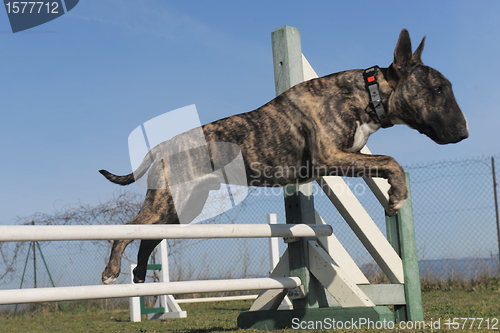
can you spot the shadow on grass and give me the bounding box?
[182,328,236,333]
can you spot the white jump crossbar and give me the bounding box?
[0,224,332,242]
[0,277,301,305]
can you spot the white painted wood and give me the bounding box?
[250,250,293,311]
[249,289,288,311]
[160,241,186,315]
[358,284,406,305]
[318,176,404,284]
[158,240,169,282]
[146,295,187,320]
[314,211,369,285]
[0,277,302,305]
[147,241,187,320]
[129,264,141,322]
[302,54,318,81]
[307,241,375,307]
[279,294,294,310]
[267,214,280,273]
[0,224,332,242]
[164,295,186,317]
[268,249,290,277]
[157,240,170,316]
[360,146,392,214]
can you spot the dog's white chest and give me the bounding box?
[351,121,379,152]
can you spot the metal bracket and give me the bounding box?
[283,236,299,243]
[287,285,305,299]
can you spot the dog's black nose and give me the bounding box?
[442,126,469,144]
[461,129,469,140]
[461,118,469,140]
[449,128,468,144]
[459,125,469,141]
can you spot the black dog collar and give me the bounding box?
[363,66,393,128]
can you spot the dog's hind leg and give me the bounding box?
[102,238,134,285]
[102,189,175,285]
[102,179,219,284]
[133,239,162,283]
[132,184,217,283]
[102,223,160,285]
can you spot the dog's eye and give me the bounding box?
[434,86,442,94]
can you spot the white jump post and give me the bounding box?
[267,214,293,311]
[129,264,141,322]
[130,240,187,322]
[267,214,280,274]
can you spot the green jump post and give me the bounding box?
[385,171,424,322]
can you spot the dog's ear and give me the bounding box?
[412,36,426,64]
[393,29,413,71]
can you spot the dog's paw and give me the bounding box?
[388,198,406,215]
[102,275,117,285]
[393,199,406,211]
[133,277,145,284]
[387,180,408,215]
[133,267,146,284]
[102,267,120,285]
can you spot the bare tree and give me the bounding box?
[1,187,253,284]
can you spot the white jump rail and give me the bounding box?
[0,224,332,242]
[0,277,301,305]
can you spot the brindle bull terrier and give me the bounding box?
[100,29,468,285]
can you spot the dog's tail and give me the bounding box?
[99,150,155,186]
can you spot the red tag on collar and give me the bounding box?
[367,76,375,83]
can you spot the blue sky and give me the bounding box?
[1,0,499,224]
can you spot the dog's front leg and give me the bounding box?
[315,151,407,215]
[102,239,134,285]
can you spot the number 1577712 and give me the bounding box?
[5,2,59,14]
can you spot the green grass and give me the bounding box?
[1,285,500,332]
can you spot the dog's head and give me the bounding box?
[387,29,469,144]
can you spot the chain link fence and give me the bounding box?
[1,154,499,306]
[313,154,500,283]
[406,155,500,282]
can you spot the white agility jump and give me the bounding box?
[0,223,332,242]
[0,223,328,306]
[0,26,424,329]
[0,277,301,305]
